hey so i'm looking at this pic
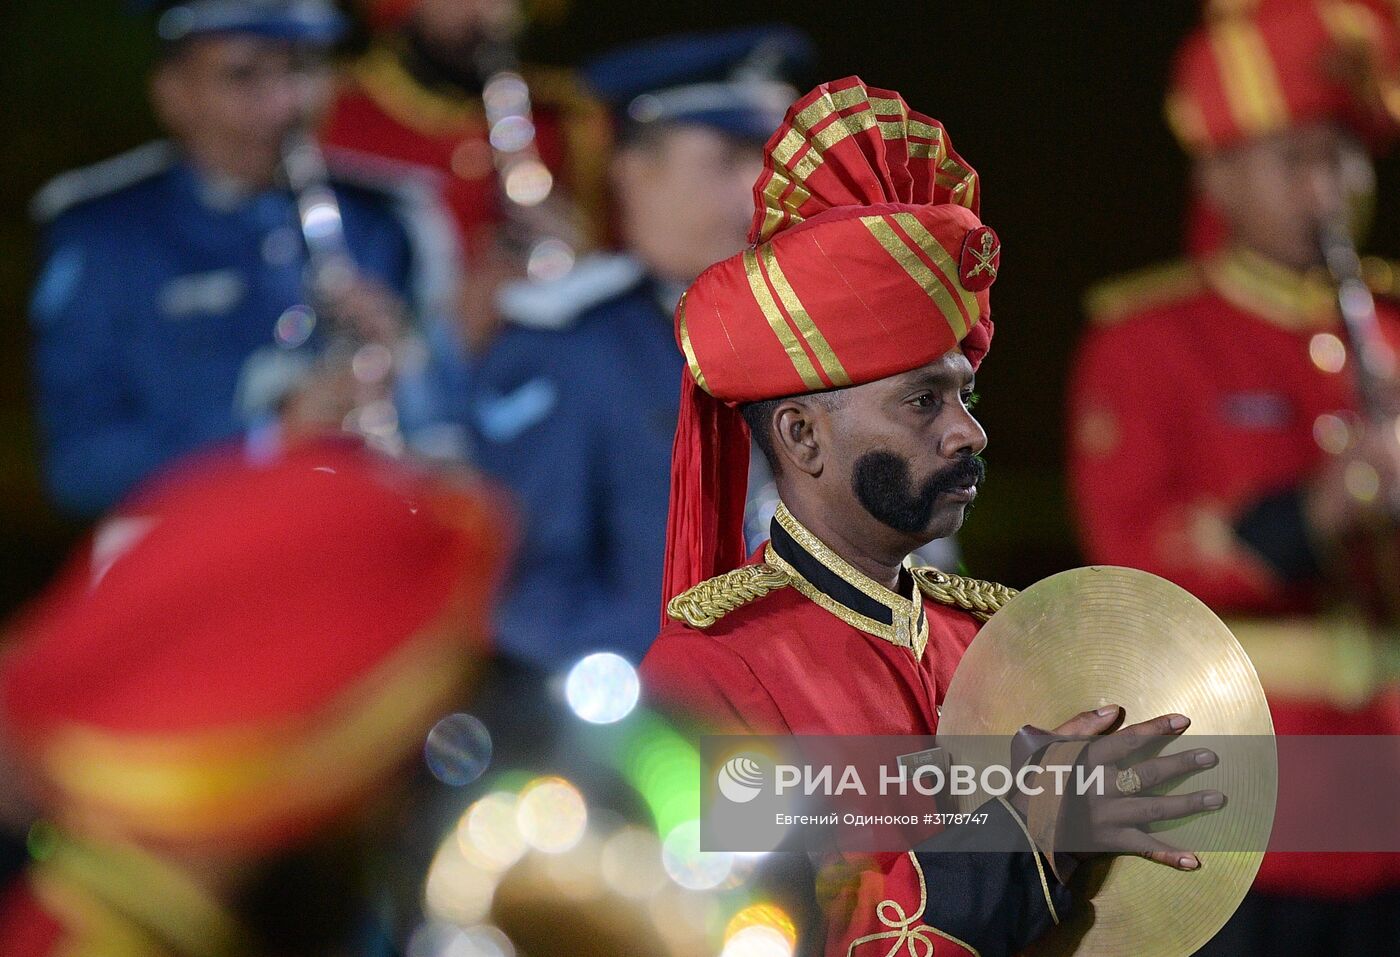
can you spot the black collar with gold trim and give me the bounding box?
[764,503,930,657]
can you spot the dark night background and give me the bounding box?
[5,1,1399,615]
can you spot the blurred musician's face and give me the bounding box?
[152,36,333,188]
[1198,120,1375,270]
[412,0,520,51]
[612,124,765,284]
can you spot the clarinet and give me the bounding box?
[1318,216,1397,421]
[281,128,404,454]
[1317,215,1400,622]
[473,24,576,283]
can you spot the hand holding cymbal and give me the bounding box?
[938,566,1276,957]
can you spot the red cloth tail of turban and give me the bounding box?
[661,77,997,616]
[661,369,753,623]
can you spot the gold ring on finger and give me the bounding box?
[1115,767,1143,796]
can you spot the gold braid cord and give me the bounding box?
[667,564,792,629]
[911,567,1018,622]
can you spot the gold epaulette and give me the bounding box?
[1083,260,1203,326]
[666,564,791,629]
[911,567,1018,622]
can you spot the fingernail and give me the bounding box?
[1097,705,1121,717]
[1203,792,1226,809]
[1169,715,1190,731]
[1195,749,1217,766]
[1179,855,1199,870]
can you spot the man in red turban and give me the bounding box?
[1069,1,1400,952]
[642,77,1223,957]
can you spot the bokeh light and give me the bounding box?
[617,714,702,838]
[274,304,316,348]
[661,819,734,891]
[458,792,527,872]
[424,836,498,926]
[724,903,797,948]
[1308,332,1347,374]
[425,713,494,787]
[482,73,530,119]
[541,832,606,901]
[1345,459,1381,503]
[503,160,554,207]
[599,825,666,899]
[1312,412,1352,455]
[721,926,794,957]
[408,922,517,957]
[526,238,576,283]
[489,115,536,154]
[516,776,587,853]
[565,652,640,724]
[352,342,393,385]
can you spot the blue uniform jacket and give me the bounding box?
[469,258,683,670]
[30,141,465,516]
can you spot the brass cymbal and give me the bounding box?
[937,566,1276,957]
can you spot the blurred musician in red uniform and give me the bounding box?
[1069,1,1400,952]
[323,0,609,350]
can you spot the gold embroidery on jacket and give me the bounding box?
[911,567,1017,622]
[845,850,981,957]
[666,564,791,628]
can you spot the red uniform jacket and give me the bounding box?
[322,41,610,261]
[643,504,1069,957]
[1069,245,1400,898]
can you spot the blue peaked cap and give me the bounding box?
[582,25,816,142]
[131,0,346,46]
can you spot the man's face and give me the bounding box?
[1199,120,1375,270]
[612,125,765,284]
[824,350,988,547]
[412,0,520,52]
[152,36,332,187]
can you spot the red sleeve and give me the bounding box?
[1067,321,1281,610]
[640,628,789,734]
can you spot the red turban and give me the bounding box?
[662,76,1000,612]
[1,441,512,851]
[1168,0,1400,155]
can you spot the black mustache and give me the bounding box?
[851,450,987,536]
[925,455,986,497]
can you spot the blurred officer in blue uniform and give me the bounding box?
[29,0,465,517]
[468,27,813,671]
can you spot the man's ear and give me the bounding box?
[772,398,827,478]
